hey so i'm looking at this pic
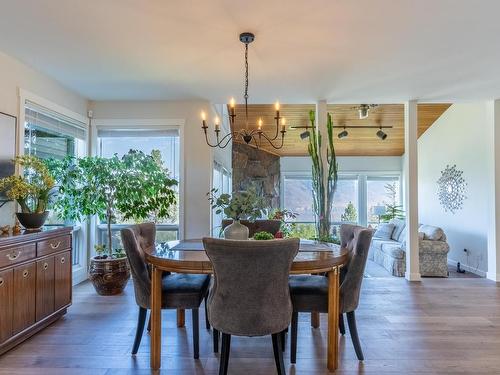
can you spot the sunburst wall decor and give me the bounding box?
[436,164,467,214]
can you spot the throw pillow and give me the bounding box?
[374,223,395,240]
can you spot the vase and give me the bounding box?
[223,219,249,240]
[16,211,49,230]
[88,256,131,296]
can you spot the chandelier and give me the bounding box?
[201,32,286,149]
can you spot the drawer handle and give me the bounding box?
[60,257,66,264]
[6,251,21,261]
[23,270,29,278]
[0,277,3,286]
[50,241,62,249]
[43,262,49,270]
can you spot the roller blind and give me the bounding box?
[97,129,179,138]
[25,100,87,140]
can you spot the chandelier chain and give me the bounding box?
[244,42,249,121]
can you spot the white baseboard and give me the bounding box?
[486,272,500,282]
[405,272,422,281]
[447,259,486,277]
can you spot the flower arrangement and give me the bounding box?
[253,231,274,240]
[208,187,266,221]
[0,155,55,213]
[268,208,298,238]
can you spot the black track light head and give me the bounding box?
[300,130,310,140]
[376,129,387,140]
[338,129,348,139]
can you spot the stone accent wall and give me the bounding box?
[232,142,280,208]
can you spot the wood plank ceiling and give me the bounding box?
[230,104,451,156]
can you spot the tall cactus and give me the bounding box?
[308,110,338,241]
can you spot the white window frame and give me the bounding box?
[18,89,90,285]
[91,118,185,251]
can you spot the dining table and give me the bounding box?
[144,238,349,372]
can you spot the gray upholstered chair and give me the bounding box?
[288,224,373,362]
[121,223,211,358]
[203,237,300,375]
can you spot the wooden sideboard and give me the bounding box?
[0,226,72,355]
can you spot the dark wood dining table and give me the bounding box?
[144,239,349,372]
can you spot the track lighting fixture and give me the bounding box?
[351,104,378,119]
[337,127,348,139]
[300,130,310,140]
[376,128,387,140]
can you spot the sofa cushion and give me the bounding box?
[419,225,445,241]
[380,243,405,259]
[371,238,399,252]
[390,219,406,241]
[373,223,395,240]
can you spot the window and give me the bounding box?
[367,176,401,226]
[23,99,87,278]
[96,128,180,247]
[212,161,232,236]
[281,172,401,237]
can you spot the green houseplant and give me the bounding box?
[0,155,55,229]
[308,110,339,242]
[208,187,266,240]
[49,150,177,295]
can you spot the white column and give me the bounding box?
[316,100,329,215]
[404,100,421,281]
[487,100,500,281]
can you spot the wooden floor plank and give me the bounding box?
[0,265,498,374]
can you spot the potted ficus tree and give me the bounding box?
[49,150,177,295]
[0,155,55,230]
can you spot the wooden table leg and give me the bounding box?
[177,309,185,327]
[311,273,320,328]
[327,267,340,372]
[311,312,320,328]
[151,265,162,370]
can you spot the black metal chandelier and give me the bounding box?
[201,32,286,149]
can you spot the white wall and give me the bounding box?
[88,100,215,238]
[418,103,490,275]
[281,156,402,174]
[0,51,88,226]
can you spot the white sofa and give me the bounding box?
[369,219,450,277]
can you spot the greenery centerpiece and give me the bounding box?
[48,149,177,295]
[208,187,266,240]
[307,110,339,242]
[0,155,55,229]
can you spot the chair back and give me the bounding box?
[121,223,156,308]
[203,237,299,336]
[221,219,281,237]
[339,224,374,313]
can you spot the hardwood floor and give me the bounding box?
[0,272,499,374]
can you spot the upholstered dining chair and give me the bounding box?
[288,224,373,362]
[121,223,211,359]
[203,237,300,375]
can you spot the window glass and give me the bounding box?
[367,177,401,225]
[98,129,180,225]
[212,162,232,236]
[283,177,314,222]
[332,178,359,223]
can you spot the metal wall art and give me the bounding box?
[436,164,467,214]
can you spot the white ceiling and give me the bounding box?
[1,0,499,102]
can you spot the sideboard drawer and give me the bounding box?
[0,244,36,268]
[37,236,71,257]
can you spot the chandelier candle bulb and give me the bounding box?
[214,117,220,131]
[281,118,286,132]
[258,118,263,131]
[201,111,207,128]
